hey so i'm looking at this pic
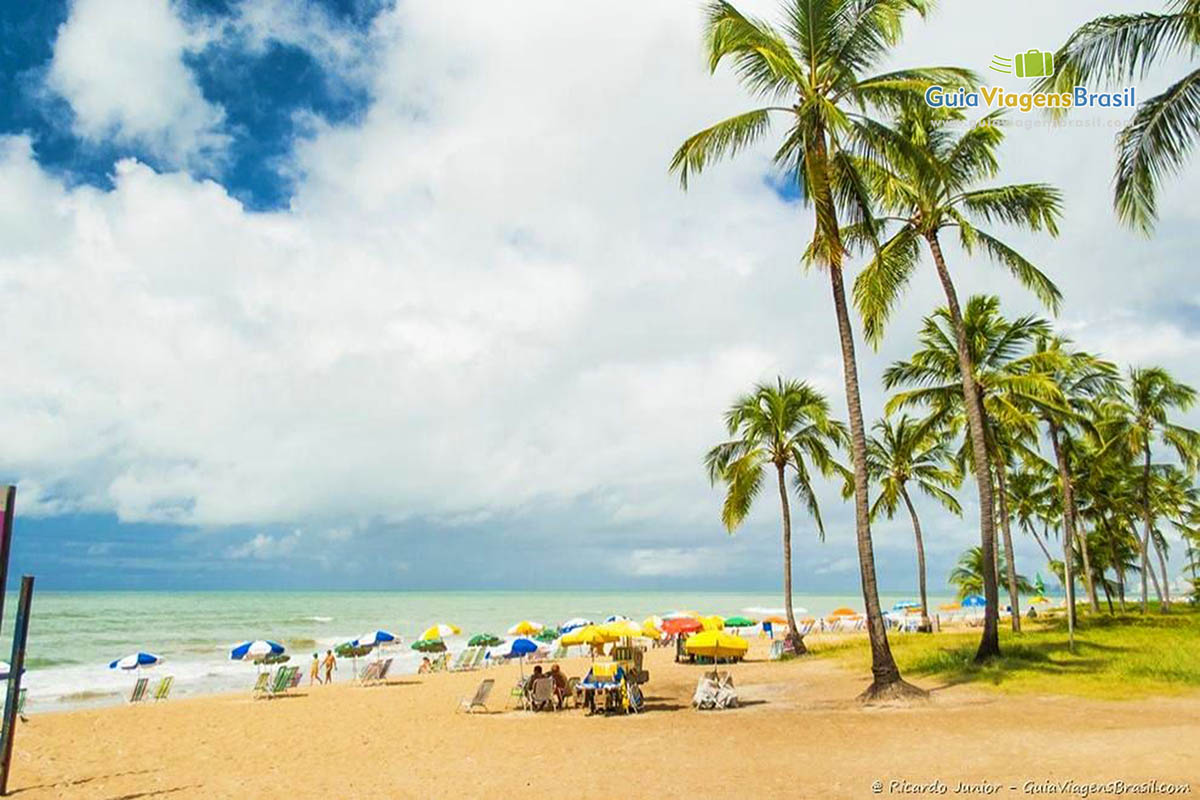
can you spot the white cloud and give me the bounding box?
[4,0,1199,558]
[226,531,302,560]
[46,0,228,166]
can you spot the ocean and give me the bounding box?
[4,590,957,713]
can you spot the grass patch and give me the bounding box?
[808,604,1200,700]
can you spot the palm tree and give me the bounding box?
[847,103,1062,658]
[884,296,1065,639]
[1111,367,1200,611]
[1007,463,1059,573]
[949,546,1033,600]
[1027,337,1121,614]
[866,415,962,631]
[706,378,846,653]
[1035,0,1200,232]
[670,0,968,700]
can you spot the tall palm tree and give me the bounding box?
[1026,337,1121,614]
[847,103,1062,657]
[1007,463,1059,573]
[866,415,962,631]
[705,378,846,653]
[1035,0,1200,232]
[671,0,968,700]
[884,296,1065,639]
[1112,367,1200,611]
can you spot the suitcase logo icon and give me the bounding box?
[989,49,1055,78]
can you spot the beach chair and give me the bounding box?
[377,658,394,682]
[529,677,555,711]
[288,666,303,689]
[768,640,784,661]
[259,666,293,699]
[252,672,271,695]
[563,677,580,708]
[129,677,149,703]
[449,648,472,671]
[359,661,382,684]
[508,680,528,709]
[153,675,174,701]
[550,643,568,660]
[456,678,495,713]
[429,653,449,673]
[469,648,487,670]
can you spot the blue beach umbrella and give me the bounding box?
[962,595,987,608]
[353,630,398,649]
[109,652,163,670]
[230,640,285,661]
[892,601,920,611]
[603,614,630,623]
[560,617,593,633]
[505,637,540,678]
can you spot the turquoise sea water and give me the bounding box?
[3,590,957,713]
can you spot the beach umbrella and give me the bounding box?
[533,628,560,643]
[354,630,399,649]
[684,631,749,660]
[761,614,788,626]
[109,652,163,670]
[603,614,631,623]
[468,633,503,647]
[642,615,664,630]
[662,617,703,635]
[892,601,920,611]
[828,607,859,618]
[411,638,447,653]
[559,617,593,633]
[560,625,607,647]
[230,640,285,662]
[507,620,544,635]
[420,623,460,640]
[1030,596,1050,605]
[505,637,539,678]
[641,622,662,639]
[724,615,756,628]
[961,595,987,608]
[938,602,961,611]
[0,662,24,680]
[699,615,725,631]
[601,620,644,640]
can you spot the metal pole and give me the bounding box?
[0,487,16,632]
[0,575,33,796]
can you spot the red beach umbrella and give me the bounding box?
[662,617,703,635]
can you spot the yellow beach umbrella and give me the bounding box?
[684,630,749,659]
[601,620,645,640]
[938,602,961,611]
[507,620,544,636]
[641,623,662,639]
[1030,596,1050,605]
[642,615,664,630]
[699,615,725,631]
[828,607,858,618]
[420,623,460,640]
[761,614,788,626]
[560,625,607,646]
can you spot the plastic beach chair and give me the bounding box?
[456,678,496,713]
[153,675,174,701]
[359,661,381,684]
[129,677,149,703]
[530,677,555,711]
[252,672,270,695]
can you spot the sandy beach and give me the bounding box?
[8,637,1197,799]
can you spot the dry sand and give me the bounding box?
[8,638,1197,799]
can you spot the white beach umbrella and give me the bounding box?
[109,652,164,670]
[229,640,285,661]
[560,617,593,633]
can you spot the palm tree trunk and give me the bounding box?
[1153,535,1172,610]
[811,131,915,700]
[992,454,1021,632]
[1062,516,1076,651]
[1047,422,1100,611]
[1131,518,1165,605]
[1029,524,1054,568]
[1141,444,1154,612]
[925,232,1000,662]
[776,462,806,655]
[899,486,932,632]
[1048,421,1083,630]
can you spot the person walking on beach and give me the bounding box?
[310,653,322,685]
[322,649,337,684]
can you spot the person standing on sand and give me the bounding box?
[310,653,322,685]
[322,649,337,684]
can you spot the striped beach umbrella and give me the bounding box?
[419,623,460,640]
[109,652,163,670]
[229,640,285,661]
[354,630,399,648]
[559,617,593,633]
[507,620,544,635]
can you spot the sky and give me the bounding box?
[0,0,1197,592]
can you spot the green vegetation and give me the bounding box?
[812,605,1200,699]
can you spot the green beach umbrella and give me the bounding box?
[411,638,447,653]
[468,634,502,647]
[724,616,756,628]
[533,628,560,643]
